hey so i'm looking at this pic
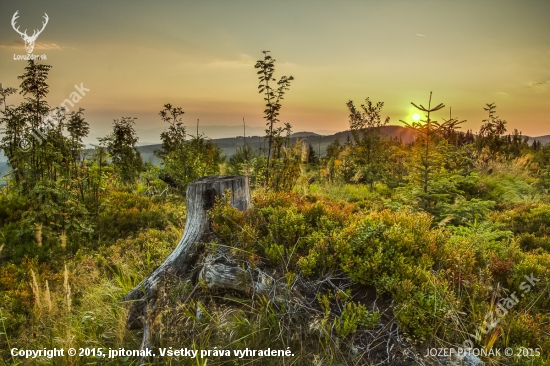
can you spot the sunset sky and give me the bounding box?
[1,0,549,144]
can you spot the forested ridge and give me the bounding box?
[1,56,549,365]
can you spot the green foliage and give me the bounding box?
[101,117,144,183]
[335,300,379,338]
[257,205,306,264]
[396,170,496,225]
[0,62,108,261]
[255,51,294,188]
[394,274,457,343]
[306,143,318,164]
[477,102,507,157]
[345,97,390,190]
[97,190,185,244]
[265,136,302,192]
[156,103,186,160]
[210,190,258,254]
[534,143,550,190]
[337,210,443,295]
[493,203,550,236]
[227,143,258,175]
[66,108,90,153]
[99,228,181,283]
[439,197,495,226]
[239,134,302,192]
[155,104,224,192]
[400,93,463,194]
[297,231,337,276]
[479,167,538,207]
[318,291,380,338]
[160,136,224,190]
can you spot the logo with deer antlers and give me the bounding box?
[11,11,49,54]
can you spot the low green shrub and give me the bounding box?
[336,209,444,295]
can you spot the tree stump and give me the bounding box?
[124,175,251,350]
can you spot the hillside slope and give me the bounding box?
[135,125,414,163]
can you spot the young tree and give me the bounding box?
[0,84,17,109]
[437,107,467,146]
[155,104,223,192]
[399,93,469,215]
[9,61,53,185]
[102,117,143,183]
[86,144,111,223]
[400,92,463,194]
[534,143,550,191]
[255,51,294,187]
[346,97,390,191]
[0,84,23,181]
[18,61,52,127]
[2,62,93,250]
[477,102,507,157]
[155,103,186,160]
[306,143,318,164]
[322,139,343,183]
[66,108,90,157]
[66,108,90,199]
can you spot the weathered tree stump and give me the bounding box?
[124,175,251,350]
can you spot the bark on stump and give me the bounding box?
[124,175,251,350]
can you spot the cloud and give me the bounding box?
[34,42,67,50]
[279,62,298,68]
[207,54,256,68]
[206,54,297,68]
[0,41,72,51]
[0,41,21,49]
[527,80,550,88]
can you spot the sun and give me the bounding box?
[412,113,421,121]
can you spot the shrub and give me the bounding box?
[336,209,444,295]
[394,273,458,343]
[493,203,550,237]
[98,190,185,243]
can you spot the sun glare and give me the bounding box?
[412,113,421,121]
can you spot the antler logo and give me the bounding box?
[11,11,49,54]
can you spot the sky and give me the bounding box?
[0,0,549,145]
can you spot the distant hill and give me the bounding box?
[329,126,415,145]
[0,150,7,177]
[530,135,550,145]
[291,132,320,138]
[133,125,414,163]
[0,161,8,178]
